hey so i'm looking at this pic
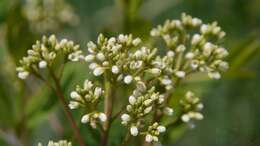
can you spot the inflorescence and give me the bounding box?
[17,13,229,144]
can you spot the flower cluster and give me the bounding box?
[180,91,204,123]
[68,79,106,128]
[38,140,72,146]
[85,34,157,84]
[23,0,79,33]
[150,13,229,80]
[16,35,83,80]
[144,123,166,143]
[120,84,166,139]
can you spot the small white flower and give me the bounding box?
[98,113,107,122]
[111,65,119,74]
[18,71,29,80]
[145,134,153,142]
[132,38,141,46]
[157,126,166,133]
[38,60,47,68]
[85,55,95,62]
[96,52,105,61]
[70,91,81,100]
[194,112,204,120]
[196,103,204,110]
[93,67,104,76]
[124,75,133,84]
[128,96,136,105]
[81,114,90,123]
[181,114,190,122]
[121,114,130,122]
[150,29,160,36]
[203,42,213,56]
[175,71,186,78]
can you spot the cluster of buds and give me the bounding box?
[150,13,229,80]
[68,79,106,128]
[16,35,83,80]
[144,123,166,143]
[180,91,204,123]
[85,34,158,84]
[23,0,79,33]
[38,140,72,146]
[121,84,165,137]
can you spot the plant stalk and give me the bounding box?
[49,70,86,146]
[101,73,113,146]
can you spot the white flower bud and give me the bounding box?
[85,55,95,62]
[129,96,136,105]
[130,126,138,136]
[144,99,152,106]
[93,67,104,76]
[94,87,102,97]
[111,65,119,74]
[89,63,98,70]
[81,114,90,123]
[161,78,172,85]
[96,52,105,61]
[70,91,81,100]
[38,60,47,68]
[87,41,96,53]
[157,126,166,133]
[164,107,174,116]
[149,68,161,76]
[203,42,213,56]
[18,71,29,80]
[98,113,107,122]
[132,38,141,46]
[208,72,221,79]
[194,112,204,120]
[145,134,153,142]
[197,103,204,110]
[176,45,186,52]
[144,106,153,114]
[200,24,210,34]
[121,114,130,122]
[181,114,190,122]
[185,52,194,59]
[150,29,160,36]
[124,75,133,84]
[175,71,186,78]
[191,34,201,45]
[192,18,202,26]
[118,34,128,43]
[153,136,158,142]
[108,37,116,45]
[68,101,79,109]
[167,51,175,57]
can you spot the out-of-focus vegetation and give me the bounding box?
[0,0,259,146]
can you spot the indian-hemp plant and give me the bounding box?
[16,13,229,146]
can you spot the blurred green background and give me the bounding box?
[0,0,260,146]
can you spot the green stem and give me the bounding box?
[49,69,86,146]
[101,72,113,146]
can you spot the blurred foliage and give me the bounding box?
[0,0,260,146]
